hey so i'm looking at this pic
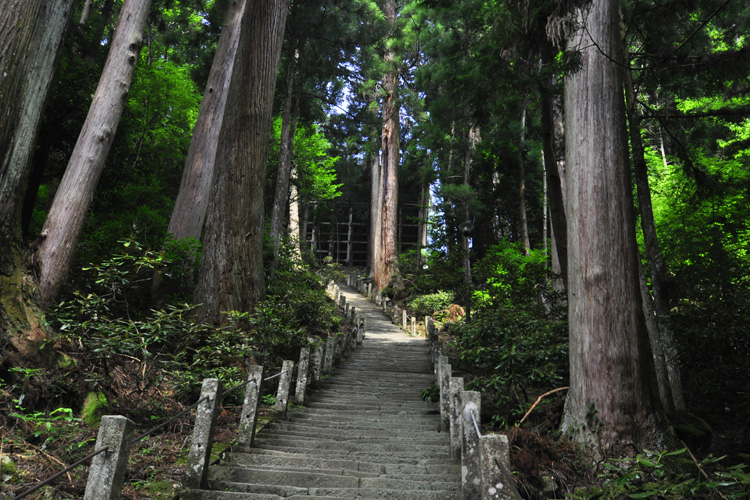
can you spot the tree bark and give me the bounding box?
[37,0,152,308]
[270,46,300,266]
[373,0,400,291]
[561,0,671,453]
[166,0,246,246]
[193,0,289,324]
[621,32,685,413]
[0,0,75,355]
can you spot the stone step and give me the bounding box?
[250,437,451,456]
[253,431,449,447]
[234,447,454,465]
[210,464,459,485]
[182,487,459,500]
[222,452,459,476]
[206,480,460,499]
[262,422,446,440]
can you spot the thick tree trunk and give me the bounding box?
[37,0,151,308]
[373,0,400,291]
[166,0,246,245]
[561,0,671,453]
[193,0,289,324]
[270,47,300,266]
[622,36,685,413]
[0,0,75,355]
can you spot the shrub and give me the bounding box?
[409,291,455,320]
[450,307,568,426]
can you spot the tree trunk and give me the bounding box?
[621,33,685,413]
[37,0,151,308]
[539,46,568,288]
[0,0,75,356]
[193,0,289,324]
[368,151,380,279]
[518,100,531,255]
[166,0,246,246]
[288,171,301,262]
[373,0,400,291]
[270,46,300,266]
[561,0,671,453]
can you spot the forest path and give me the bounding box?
[181,283,460,499]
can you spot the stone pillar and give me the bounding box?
[237,366,264,446]
[275,360,294,413]
[295,347,310,404]
[333,285,339,303]
[83,415,135,500]
[438,356,451,432]
[411,316,416,336]
[450,377,465,460]
[427,317,439,374]
[479,434,514,500]
[357,316,365,344]
[184,379,222,489]
[402,309,408,330]
[323,337,335,374]
[311,342,323,382]
[461,391,482,500]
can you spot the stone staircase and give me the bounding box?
[180,285,460,500]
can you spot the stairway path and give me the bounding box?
[181,284,460,500]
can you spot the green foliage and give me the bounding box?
[450,307,567,426]
[81,392,109,427]
[408,291,455,320]
[472,240,557,314]
[9,404,82,451]
[568,449,750,499]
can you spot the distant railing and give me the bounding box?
[11,288,364,500]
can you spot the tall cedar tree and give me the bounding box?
[0,0,75,356]
[194,0,289,324]
[373,0,400,291]
[561,0,672,452]
[37,0,152,307]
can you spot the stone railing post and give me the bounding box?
[295,347,310,404]
[479,434,514,500]
[311,341,323,382]
[184,379,222,489]
[275,360,294,413]
[323,337,335,374]
[426,317,439,373]
[83,415,134,500]
[450,377,465,460]
[438,356,451,432]
[357,316,365,344]
[461,391,482,500]
[237,366,264,446]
